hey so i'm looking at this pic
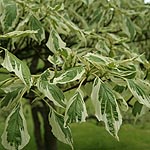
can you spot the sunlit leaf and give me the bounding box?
[53,66,85,84]
[91,77,122,140]
[49,109,73,149]
[1,50,32,88]
[64,89,88,126]
[1,104,30,150]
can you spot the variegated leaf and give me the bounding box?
[84,53,114,66]
[46,29,66,53]
[37,70,66,108]
[0,30,37,38]
[53,66,85,84]
[1,104,30,150]
[114,91,128,112]
[82,0,94,5]
[29,14,45,43]
[122,16,136,40]
[127,79,150,108]
[91,77,122,140]
[111,64,136,79]
[0,87,24,108]
[1,0,18,32]
[49,109,73,149]
[48,55,63,66]
[132,101,149,117]
[0,78,25,93]
[1,50,32,88]
[64,89,88,126]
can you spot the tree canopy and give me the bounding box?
[0,0,150,149]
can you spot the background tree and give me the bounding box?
[0,0,150,150]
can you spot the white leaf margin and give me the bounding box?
[1,104,30,150]
[64,89,88,126]
[53,66,85,84]
[91,77,122,140]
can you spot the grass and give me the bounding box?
[57,122,150,150]
[0,98,150,150]
[0,114,150,150]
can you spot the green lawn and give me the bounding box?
[0,117,150,150]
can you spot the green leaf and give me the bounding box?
[91,77,122,140]
[49,109,73,149]
[122,17,136,40]
[132,101,149,122]
[29,14,45,42]
[1,50,32,88]
[84,53,114,67]
[53,66,85,84]
[64,89,88,126]
[1,0,18,32]
[48,55,63,66]
[0,78,25,93]
[127,79,150,108]
[111,64,136,79]
[37,70,66,108]
[82,0,94,5]
[46,29,66,53]
[95,40,110,55]
[0,30,37,38]
[0,87,23,108]
[1,104,30,150]
[114,91,128,112]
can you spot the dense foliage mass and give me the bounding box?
[0,0,150,149]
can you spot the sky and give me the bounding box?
[144,0,150,3]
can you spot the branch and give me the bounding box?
[126,95,133,108]
[63,78,94,93]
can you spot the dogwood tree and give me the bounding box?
[0,0,150,150]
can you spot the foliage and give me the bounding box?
[0,0,150,149]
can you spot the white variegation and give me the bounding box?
[127,79,150,108]
[1,50,32,88]
[29,14,45,43]
[1,104,30,150]
[122,16,136,40]
[49,109,73,150]
[37,72,66,108]
[91,77,122,140]
[46,29,66,53]
[1,0,18,31]
[114,91,128,112]
[53,66,85,84]
[84,53,114,66]
[0,30,37,38]
[64,89,88,126]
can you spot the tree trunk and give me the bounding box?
[30,51,57,150]
[31,106,44,150]
[31,104,57,150]
[42,103,57,150]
